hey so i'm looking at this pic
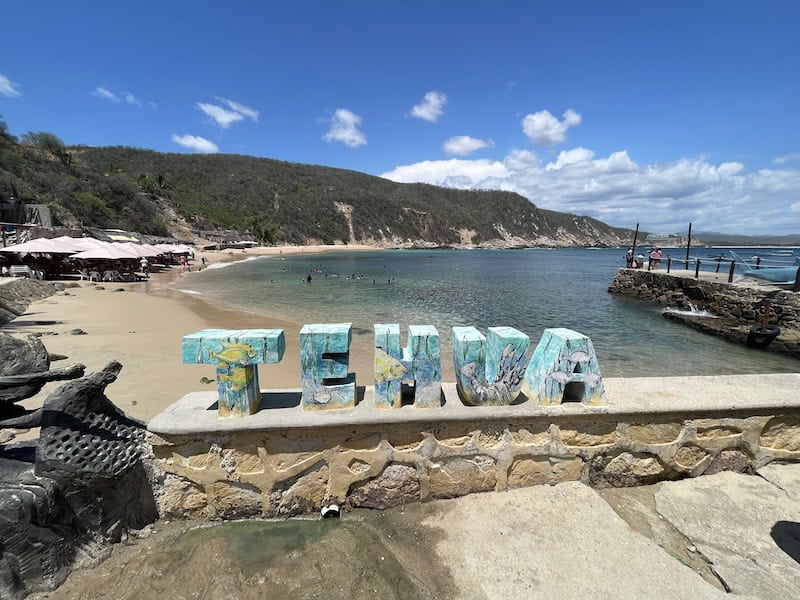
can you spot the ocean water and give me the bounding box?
[179,248,799,378]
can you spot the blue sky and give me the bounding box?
[2,1,799,235]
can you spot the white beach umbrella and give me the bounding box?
[70,245,140,260]
[48,236,101,253]
[139,243,164,256]
[112,242,160,257]
[0,238,78,254]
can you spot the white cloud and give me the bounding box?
[0,74,20,98]
[522,108,581,146]
[217,97,259,121]
[443,136,494,156]
[717,162,744,176]
[196,102,244,128]
[546,147,595,170]
[411,91,447,122]
[93,87,120,102]
[774,153,800,164]
[196,97,258,128]
[380,147,800,235]
[322,108,366,147]
[124,92,141,106]
[171,134,219,153]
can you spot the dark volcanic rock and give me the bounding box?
[0,333,50,404]
[0,362,157,599]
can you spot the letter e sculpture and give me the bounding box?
[300,323,356,410]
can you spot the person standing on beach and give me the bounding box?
[140,256,150,278]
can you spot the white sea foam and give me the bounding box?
[177,289,203,295]
[206,256,264,270]
[663,303,718,318]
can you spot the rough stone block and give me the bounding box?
[508,457,584,488]
[522,328,606,406]
[627,423,683,444]
[348,463,421,509]
[270,464,330,516]
[300,323,355,410]
[559,422,618,447]
[704,449,753,475]
[760,417,800,451]
[452,326,529,406]
[429,456,496,498]
[182,328,286,417]
[674,445,709,470]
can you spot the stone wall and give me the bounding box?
[150,406,800,520]
[608,268,800,357]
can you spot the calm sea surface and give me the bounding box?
[178,248,799,378]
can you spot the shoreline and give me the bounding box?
[4,244,385,423]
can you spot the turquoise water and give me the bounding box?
[179,248,799,378]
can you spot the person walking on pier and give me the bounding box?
[649,247,662,269]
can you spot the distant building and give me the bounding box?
[644,233,687,247]
[0,202,52,227]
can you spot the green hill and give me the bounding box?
[0,123,635,247]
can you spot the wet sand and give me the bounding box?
[7,244,382,422]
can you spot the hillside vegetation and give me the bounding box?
[0,123,635,247]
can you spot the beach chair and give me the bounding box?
[10,265,33,278]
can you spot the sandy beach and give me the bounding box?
[6,244,382,423]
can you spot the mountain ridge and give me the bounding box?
[0,130,638,247]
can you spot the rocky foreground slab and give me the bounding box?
[35,464,799,599]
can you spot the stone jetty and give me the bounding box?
[608,267,800,358]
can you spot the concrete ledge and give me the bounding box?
[148,374,800,435]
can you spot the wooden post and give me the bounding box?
[685,222,692,265]
[695,258,701,279]
[794,265,800,292]
[728,260,736,283]
[631,223,639,259]
[715,256,722,273]
[667,256,672,273]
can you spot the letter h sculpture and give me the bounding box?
[373,324,441,408]
[182,328,286,417]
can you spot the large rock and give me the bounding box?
[0,362,157,599]
[425,481,729,599]
[0,279,56,326]
[0,333,50,403]
[655,468,800,598]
